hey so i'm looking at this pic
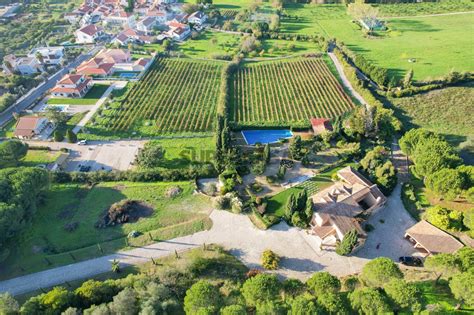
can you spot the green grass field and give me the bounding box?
[178,31,240,58]
[266,167,339,218]
[1,181,212,279]
[389,83,474,163]
[143,136,216,169]
[48,84,110,105]
[20,150,61,167]
[281,4,474,81]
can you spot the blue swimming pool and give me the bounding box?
[241,129,293,145]
[119,72,138,78]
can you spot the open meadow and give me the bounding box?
[84,58,224,137]
[0,181,212,279]
[281,4,474,81]
[389,83,474,163]
[230,57,356,127]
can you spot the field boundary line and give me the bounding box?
[382,10,474,19]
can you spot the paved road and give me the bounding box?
[24,139,143,171]
[0,186,417,296]
[0,46,100,128]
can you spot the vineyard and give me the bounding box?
[93,58,223,134]
[230,57,356,127]
[221,10,238,19]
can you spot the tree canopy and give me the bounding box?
[360,257,403,287]
[241,274,281,307]
[184,280,222,314]
[0,140,28,167]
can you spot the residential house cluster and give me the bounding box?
[2,47,65,75]
[75,48,150,77]
[69,0,208,45]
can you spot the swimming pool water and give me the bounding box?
[119,72,138,78]
[241,129,293,145]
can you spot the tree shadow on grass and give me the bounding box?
[390,19,440,33]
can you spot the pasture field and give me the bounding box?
[178,31,240,58]
[0,181,212,279]
[143,136,216,169]
[281,4,474,81]
[375,0,474,17]
[389,83,474,163]
[230,57,356,126]
[87,58,224,137]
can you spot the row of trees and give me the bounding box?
[0,167,49,262]
[0,140,28,168]
[400,129,472,200]
[360,146,397,194]
[4,252,459,314]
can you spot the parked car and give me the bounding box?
[77,140,87,145]
[399,256,423,267]
[79,165,91,172]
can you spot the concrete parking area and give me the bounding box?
[25,140,144,171]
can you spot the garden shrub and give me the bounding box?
[335,229,358,256]
[261,250,280,270]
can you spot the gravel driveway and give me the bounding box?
[0,183,416,296]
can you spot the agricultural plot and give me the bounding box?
[230,57,356,126]
[281,4,474,81]
[94,58,223,135]
[221,9,239,19]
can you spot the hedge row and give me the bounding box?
[50,164,217,184]
[336,43,389,87]
[388,71,474,98]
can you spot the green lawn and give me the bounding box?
[20,150,61,167]
[281,4,474,81]
[389,83,474,163]
[0,119,16,138]
[266,167,340,217]
[1,181,212,279]
[148,136,215,169]
[48,84,110,105]
[413,280,474,314]
[178,31,241,59]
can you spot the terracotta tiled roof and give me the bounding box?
[405,220,464,254]
[79,24,102,36]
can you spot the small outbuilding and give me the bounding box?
[310,118,333,135]
[404,220,464,256]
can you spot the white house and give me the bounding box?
[187,11,207,25]
[165,20,191,41]
[137,16,157,33]
[2,55,43,75]
[50,74,93,98]
[75,24,104,44]
[14,116,51,139]
[104,10,136,28]
[28,47,65,66]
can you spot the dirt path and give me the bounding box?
[328,52,368,106]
